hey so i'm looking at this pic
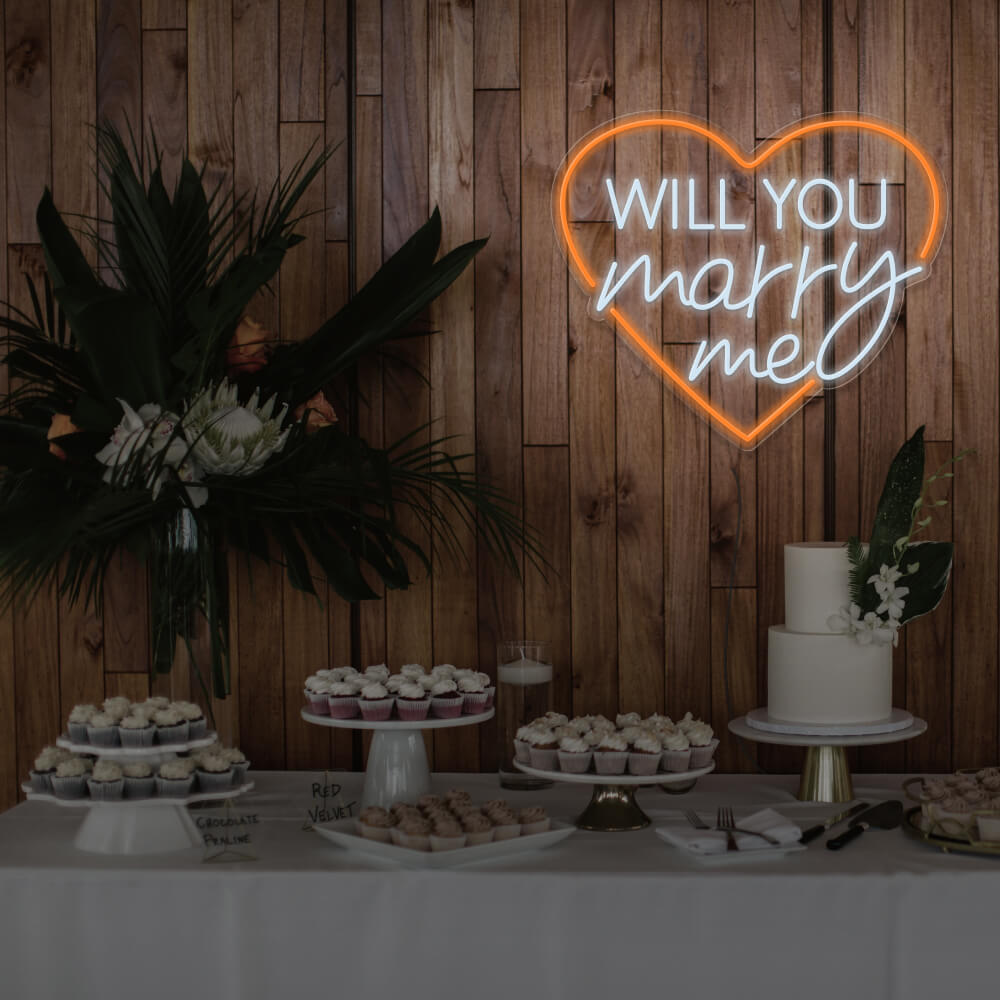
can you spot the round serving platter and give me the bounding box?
[55,732,218,759]
[22,780,254,809]
[514,760,715,832]
[902,806,1000,858]
[300,709,493,731]
[744,707,914,737]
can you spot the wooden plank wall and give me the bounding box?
[0,0,997,809]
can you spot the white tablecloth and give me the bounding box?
[1,771,998,1000]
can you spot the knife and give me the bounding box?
[826,800,903,850]
[799,801,870,844]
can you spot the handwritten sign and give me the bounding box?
[305,777,357,828]
[196,811,259,849]
[554,115,946,447]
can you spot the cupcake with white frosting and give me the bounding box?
[616,712,641,728]
[30,747,69,792]
[67,704,98,743]
[221,747,250,784]
[429,817,467,851]
[628,732,662,776]
[593,731,629,775]
[557,735,593,773]
[87,760,124,801]
[399,663,426,679]
[358,681,394,721]
[50,757,89,799]
[431,663,457,680]
[525,726,558,770]
[417,673,438,693]
[122,761,155,798]
[327,680,360,719]
[686,720,718,767]
[660,728,692,772]
[153,707,189,745]
[513,725,534,763]
[489,807,521,841]
[430,678,463,719]
[358,806,396,842]
[363,663,391,683]
[86,712,120,748]
[393,815,432,850]
[304,675,332,715]
[462,812,495,846]
[195,753,234,793]
[458,674,488,715]
[396,681,431,722]
[385,674,407,694]
[155,759,196,797]
[174,701,207,740]
[102,697,132,722]
[519,806,550,835]
[118,712,156,748]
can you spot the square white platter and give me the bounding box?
[654,821,807,866]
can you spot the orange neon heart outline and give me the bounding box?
[555,115,945,445]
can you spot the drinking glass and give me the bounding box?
[497,639,554,789]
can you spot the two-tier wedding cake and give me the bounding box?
[766,542,892,725]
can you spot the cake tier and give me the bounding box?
[767,626,893,725]
[784,542,852,634]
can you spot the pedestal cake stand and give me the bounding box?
[729,711,927,803]
[514,760,715,831]
[301,708,494,809]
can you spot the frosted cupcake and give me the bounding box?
[396,681,431,721]
[86,712,120,748]
[221,747,250,784]
[358,806,396,842]
[358,681,394,721]
[196,753,235,793]
[430,678,463,719]
[67,704,98,743]
[363,663,391,683]
[593,732,629,775]
[628,733,663,776]
[513,725,534,763]
[616,712,641,728]
[429,818,467,851]
[175,701,207,740]
[399,663,426,679]
[557,735,593,773]
[30,748,68,792]
[686,721,718,767]
[122,761,155,798]
[527,727,559,770]
[462,812,495,846]
[327,680,360,719]
[50,757,89,799]
[393,815,432,850]
[458,675,489,715]
[102,697,132,722]
[304,675,332,714]
[519,806,550,835]
[153,707,189,744]
[141,697,171,714]
[431,663,457,680]
[156,759,196,797]
[119,712,156,748]
[87,760,124,801]
[385,674,407,694]
[660,728,691,772]
[489,808,521,841]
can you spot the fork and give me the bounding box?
[683,809,710,830]
[715,805,781,846]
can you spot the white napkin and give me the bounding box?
[658,808,802,855]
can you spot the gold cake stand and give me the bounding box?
[514,760,715,831]
[728,714,927,803]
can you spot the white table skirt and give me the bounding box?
[1,771,997,1000]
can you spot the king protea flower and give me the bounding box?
[184,379,290,476]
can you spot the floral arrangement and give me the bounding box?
[0,125,529,698]
[827,426,969,646]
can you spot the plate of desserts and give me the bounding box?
[902,767,1000,854]
[314,789,573,868]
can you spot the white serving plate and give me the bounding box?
[745,707,914,737]
[301,708,493,731]
[55,732,219,758]
[513,760,715,786]
[22,781,254,808]
[654,821,807,866]
[314,817,575,868]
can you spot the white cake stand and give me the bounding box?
[22,781,254,855]
[56,732,218,764]
[301,708,495,809]
[514,760,715,831]
[729,714,928,803]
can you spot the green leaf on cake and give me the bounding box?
[897,540,954,624]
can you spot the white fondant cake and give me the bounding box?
[767,543,892,725]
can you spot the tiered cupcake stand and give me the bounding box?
[729,710,927,803]
[301,708,494,809]
[23,733,254,855]
[514,760,715,831]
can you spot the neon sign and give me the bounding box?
[553,115,946,447]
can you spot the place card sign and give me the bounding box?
[554,115,946,447]
[196,810,260,849]
[305,776,357,827]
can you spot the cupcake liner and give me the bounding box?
[689,738,719,769]
[491,822,521,841]
[86,726,120,748]
[231,761,251,785]
[593,750,629,775]
[327,695,360,719]
[359,823,393,843]
[528,746,558,771]
[304,691,331,716]
[484,686,496,710]
[29,770,53,794]
[396,697,431,722]
[196,769,235,794]
[50,775,87,799]
[155,775,195,798]
[520,818,551,835]
[461,691,489,715]
[430,833,467,851]
[628,752,661,776]
[389,827,406,846]
[556,749,593,774]
[430,696,464,719]
[395,830,431,851]
[661,748,692,773]
[124,776,156,799]
[86,778,124,801]
[156,721,190,745]
[119,726,156,748]
[187,718,208,741]
[513,739,532,764]
[67,722,90,744]
[359,697,395,722]
[464,829,495,846]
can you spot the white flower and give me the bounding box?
[827,604,862,634]
[877,585,909,620]
[867,563,903,600]
[184,379,290,476]
[855,611,899,647]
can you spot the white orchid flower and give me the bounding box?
[877,585,909,620]
[867,563,903,600]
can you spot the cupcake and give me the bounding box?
[196,753,235,793]
[119,712,156,748]
[86,712,120,748]
[593,732,629,775]
[430,678,463,719]
[328,666,356,683]
[140,697,171,716]
[122,761,155,798]
[363,663,391,683]
[221,747,250,785]
[527,727,559,770]
[458,675,489,715]
[396,681,431,721]
[87,760,124,801]
[152,707,189,744]
[327,680,361,719]
[489,808,522,841]
[30,747,68,792]
[628,733,662,775]
[393,815,432,850]
[385,674,407,694]
[462,812,495,846]
[686,721,718,767]
[67,704,98,743]
[417,673,438,693]
[358,681,394,721]
[445,787,472,806]
[518,806,550,835]
[430,663,457,680]
[358,806,396,842]
[429,818,467,851]
[660,728,692,772]
[50,757,89,799]
[175,701,207,740]
[557,735,593,773]
[155,759,196,797]
[513,725,534,763]
[304,675,332,715]
[400,663,426,679]
[417,794,444,810]
[102,697,132,722]
[542,712,569,727]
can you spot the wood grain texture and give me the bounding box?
[280,0,325,121]
[474,0,518,88]
[754,0,801,137]
[325,0,350,239]
[97,1,142,137]
[711,587,757,773]
[355,0,381,94]
[188,0,234,194]
[142,0,186,30]
[141,29,186,192]
[859,0,904,182]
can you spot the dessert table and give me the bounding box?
[0,771,997,1000]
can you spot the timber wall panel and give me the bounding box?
[0,1,996,810]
